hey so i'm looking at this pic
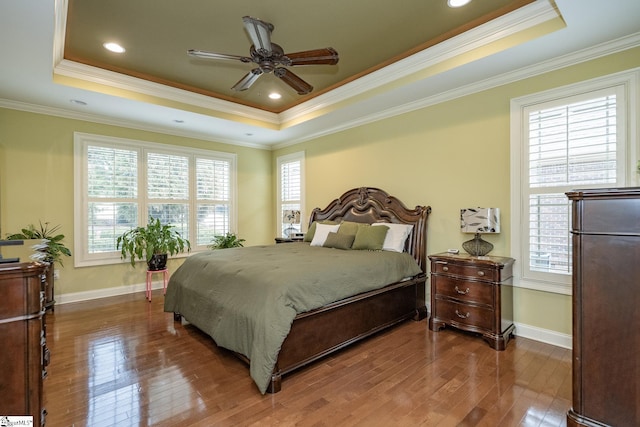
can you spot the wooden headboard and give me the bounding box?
[308,187,431,272]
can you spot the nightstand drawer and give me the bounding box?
[432,261,498,281]
[435,299,494,331]
[433,276,493,306]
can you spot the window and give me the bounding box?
[74,133,237,267]
[277,152,305,238]
[510,70,638,294]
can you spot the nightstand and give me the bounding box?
[274,237,304,244]
[428,252,515,350]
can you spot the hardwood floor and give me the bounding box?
[43,291,571,426]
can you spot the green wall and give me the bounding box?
[0,110,273,295]
[274,47,640,337]
[1,46,638,339]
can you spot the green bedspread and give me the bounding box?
[164,242,421,393]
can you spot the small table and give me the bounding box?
[146,269,169,301]
[428,252,515,350]
[274,237,304,244]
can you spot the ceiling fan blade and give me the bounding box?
[188,49,251,63]
[284,48,339,66]
[242,16,274,56]
[231,68,263,91]
[274,68,313,95]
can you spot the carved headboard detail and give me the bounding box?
[309,187,431,272]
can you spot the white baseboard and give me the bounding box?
[513,322,572,349]
[55,280,165,305]
[56,287,572,350]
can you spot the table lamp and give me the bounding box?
[460,207,500,256]
[282,209,301,238]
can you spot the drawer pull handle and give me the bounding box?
[442,266,449,272]
[477,271,485,277]
[454,286,470,295]
[455,310,470,319]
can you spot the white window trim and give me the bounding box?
[73,132,237,267]
[276,151,305,238]
[510,68,639,295]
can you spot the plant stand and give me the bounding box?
[145,269,169,302]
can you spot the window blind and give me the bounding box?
[86,146,138,253]
[196,158,231,245]
[280,158,302,237]
[76,133,237,266]
[147,152,190,237]
[527,94,618,275]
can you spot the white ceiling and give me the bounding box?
[1,0,639,149]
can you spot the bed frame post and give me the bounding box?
[267,371,282,393]
[414,274,428,321]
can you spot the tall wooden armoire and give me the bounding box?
[0,262,49,425]
[566,188,640,427]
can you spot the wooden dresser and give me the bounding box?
[428,253,515,350]
[0,262,48,425]
[566,188,640,427]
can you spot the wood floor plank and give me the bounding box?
[42,291,572,426]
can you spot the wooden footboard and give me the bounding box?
[171,187,431,394]
[173,274,427,393]
[266,273,427,393]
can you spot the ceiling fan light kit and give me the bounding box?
[188,16,339,95]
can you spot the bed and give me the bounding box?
[164,187,431,393]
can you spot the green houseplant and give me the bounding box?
[6,221,72,266]
[208,232,245,249]
[117,217,191,270]
[6,221,72,311]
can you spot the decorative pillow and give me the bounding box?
[310,223,341,246]
[338,221,362,236]
[372,223,414,253]
[304,220,338,242]
[323,232,355,250]
[351,224,389,251]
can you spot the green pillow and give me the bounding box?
[323,232,355,250]
[352,224,389,251]
[304,220,338,242]
[338,221,362,236]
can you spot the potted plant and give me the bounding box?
[117,217,191,270]
[208,232,245,249]
[6,221,72,311]
[6,221,72,266]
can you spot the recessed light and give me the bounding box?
[448,0,471,7]
[103,42,126,53]
[70,99,87,106]
[268,92,282,100]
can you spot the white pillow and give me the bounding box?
[372,223,413,252]
[310,223,340,246]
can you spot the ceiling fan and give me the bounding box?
[188,16,339,95]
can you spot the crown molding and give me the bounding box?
[272,32,640,150]
[53,59,281,127]
[280,0,560,126]
[53,0,558,129]
[52,0,280,127]
[5,31,637,152]
[9,0,640,151]
[0,98,270,150]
